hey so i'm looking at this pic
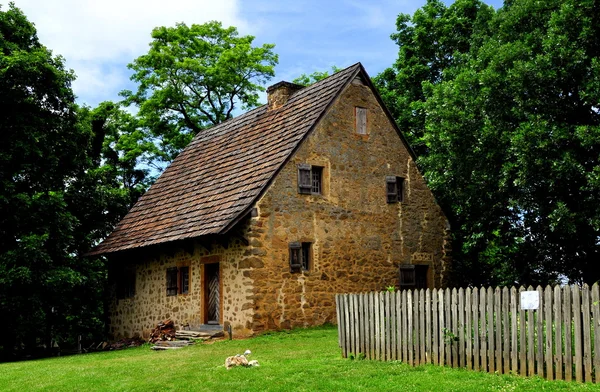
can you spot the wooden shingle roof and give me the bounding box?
[90,63,364,255]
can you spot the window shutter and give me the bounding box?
[356,107,367,134]
[166,267,178,296]
[289,242,302,272]
[386,176,398,203]
[298,164,312,194]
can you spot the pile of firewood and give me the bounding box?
[148,319,176,343]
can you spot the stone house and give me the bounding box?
[90,63,451,339]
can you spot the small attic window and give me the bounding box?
[298,164,323,195]
[386,176,405,203]
[355,107,367,135]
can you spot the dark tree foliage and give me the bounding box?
[292,66,342,86]
[382,0,600,286]
[0,4,131,359]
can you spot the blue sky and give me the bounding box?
[9,0,503,108]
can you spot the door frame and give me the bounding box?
[201,262,223,325]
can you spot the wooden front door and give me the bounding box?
[204,263,220,325]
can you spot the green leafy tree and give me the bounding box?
[0,3,107,358]
[292,66,341,86]
[374,0,494,154]
[122,21,278,163]
[421,0,600,285]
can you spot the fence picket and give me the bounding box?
[564,286,573,382]
[446,288,452,366]
[545,286,554,380]
[466,287,472,370]
[380,291,386,361]
[481,287,488,372]
[519,286,526,377]
[536,286,544,378]
[495,287,502,373]
[384,291,390,361]
[413,290,420,365]
[390,291,397,361]
[582,285,592,382]
[408,290,414,366]
[439,288,446,366]
[425,289,431,364]
[573,286,583,382]
[510,287,517,373]
[432,289,439,365]
[473,287,480,371]
[459,288,465,368]
[527,285,535,377]
[420,289,426,364]
[502,287,510,373]
[487,287,495,374]
[592,283,600,383]
[451,288,458,367]
[402,290,408,363]
[554,286,563,381]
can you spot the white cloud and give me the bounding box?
[9,0,245,105]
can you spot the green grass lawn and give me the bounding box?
[1,326,598,391]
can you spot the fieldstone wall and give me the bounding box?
[245,78,450,333]
[107,237,257,339]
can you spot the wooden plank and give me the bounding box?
[487,287,495,374]
[335,294,342,350]
[480,287,488,372]
[425,288,431,364]
[536,286,544,378]
[380,291,386,361]
[383,291,392,361]
[563,286,573,382]
[466,287,472,370]
[510,286,517,373]
[446,288,452,367]
[553,286,563,381]
[408,289,414,366]
[502,287,510,373]
[351,294,356,357]
[419,289,426,365]
[545,286,553,380]
[413,289,419,365]
[495,287,502,374]
[527,285,535,377]
[573,285,582,382]
[452,288,458,367]
[368,292,374,360]
[432,288,439,366]
[581,285,592,382]
[519,286,526,377]
[591,283,600,384]
[459,287,465,368]
[439,288,446,366]
[345,294,351,359]
[402,289,408,363]
[374,291,381,361]
[353,293,360,358]
[473,287,480,371]
[391,290,397,361]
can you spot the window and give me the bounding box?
[167,266,190,296]
[399,265,428,289]
[116,264,136,299]
[386,176,405,203]
[289,242,311,272]
[298,164,323,195]
[179,266,190,294]
[355,107,367,134]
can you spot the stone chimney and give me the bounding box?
[266,81,304,110]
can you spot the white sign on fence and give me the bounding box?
[520,291,539,310]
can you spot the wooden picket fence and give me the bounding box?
[335,284,600,383]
